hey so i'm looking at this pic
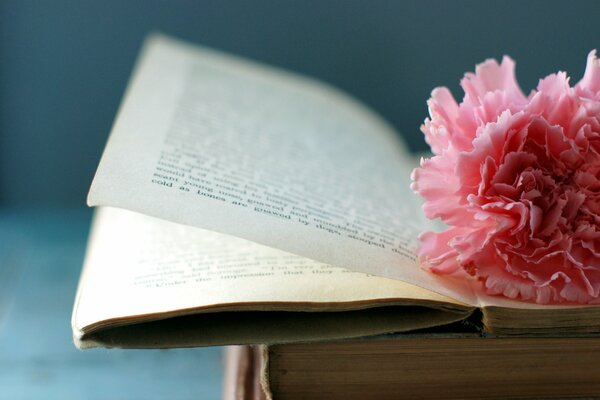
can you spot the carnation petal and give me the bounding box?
[430,87,460,125]
[411,155,473,224]
[460,56,527,107]
[418,229,462,274]
[457,111,527,189]
[537,72,571,99]
[577,50,600,97]
[536,74,579,131]
[492,151,536,187]
[424,87,483,153]
[538,196,567,236]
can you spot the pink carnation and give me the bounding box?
[412,51,600,304]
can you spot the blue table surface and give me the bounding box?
[0,208,223,400]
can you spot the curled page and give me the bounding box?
[88,34,477,305]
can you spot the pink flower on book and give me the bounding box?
[412,51,600,304]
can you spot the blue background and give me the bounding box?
[2,0,600,207]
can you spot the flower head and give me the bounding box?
[412,51,600,304]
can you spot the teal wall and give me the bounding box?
[2,0,599,206]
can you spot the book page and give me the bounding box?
[88,34,476,304]
[73,208,472,337]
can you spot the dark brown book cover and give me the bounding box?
[261,334,600,399]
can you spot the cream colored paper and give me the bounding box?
[72,207,471,339]
[87,34,477,304]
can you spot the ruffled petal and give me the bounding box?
[418,227,470,274]
[576,50,600,97]
[460,56,527,108]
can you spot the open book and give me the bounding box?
[72,34,600,349]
